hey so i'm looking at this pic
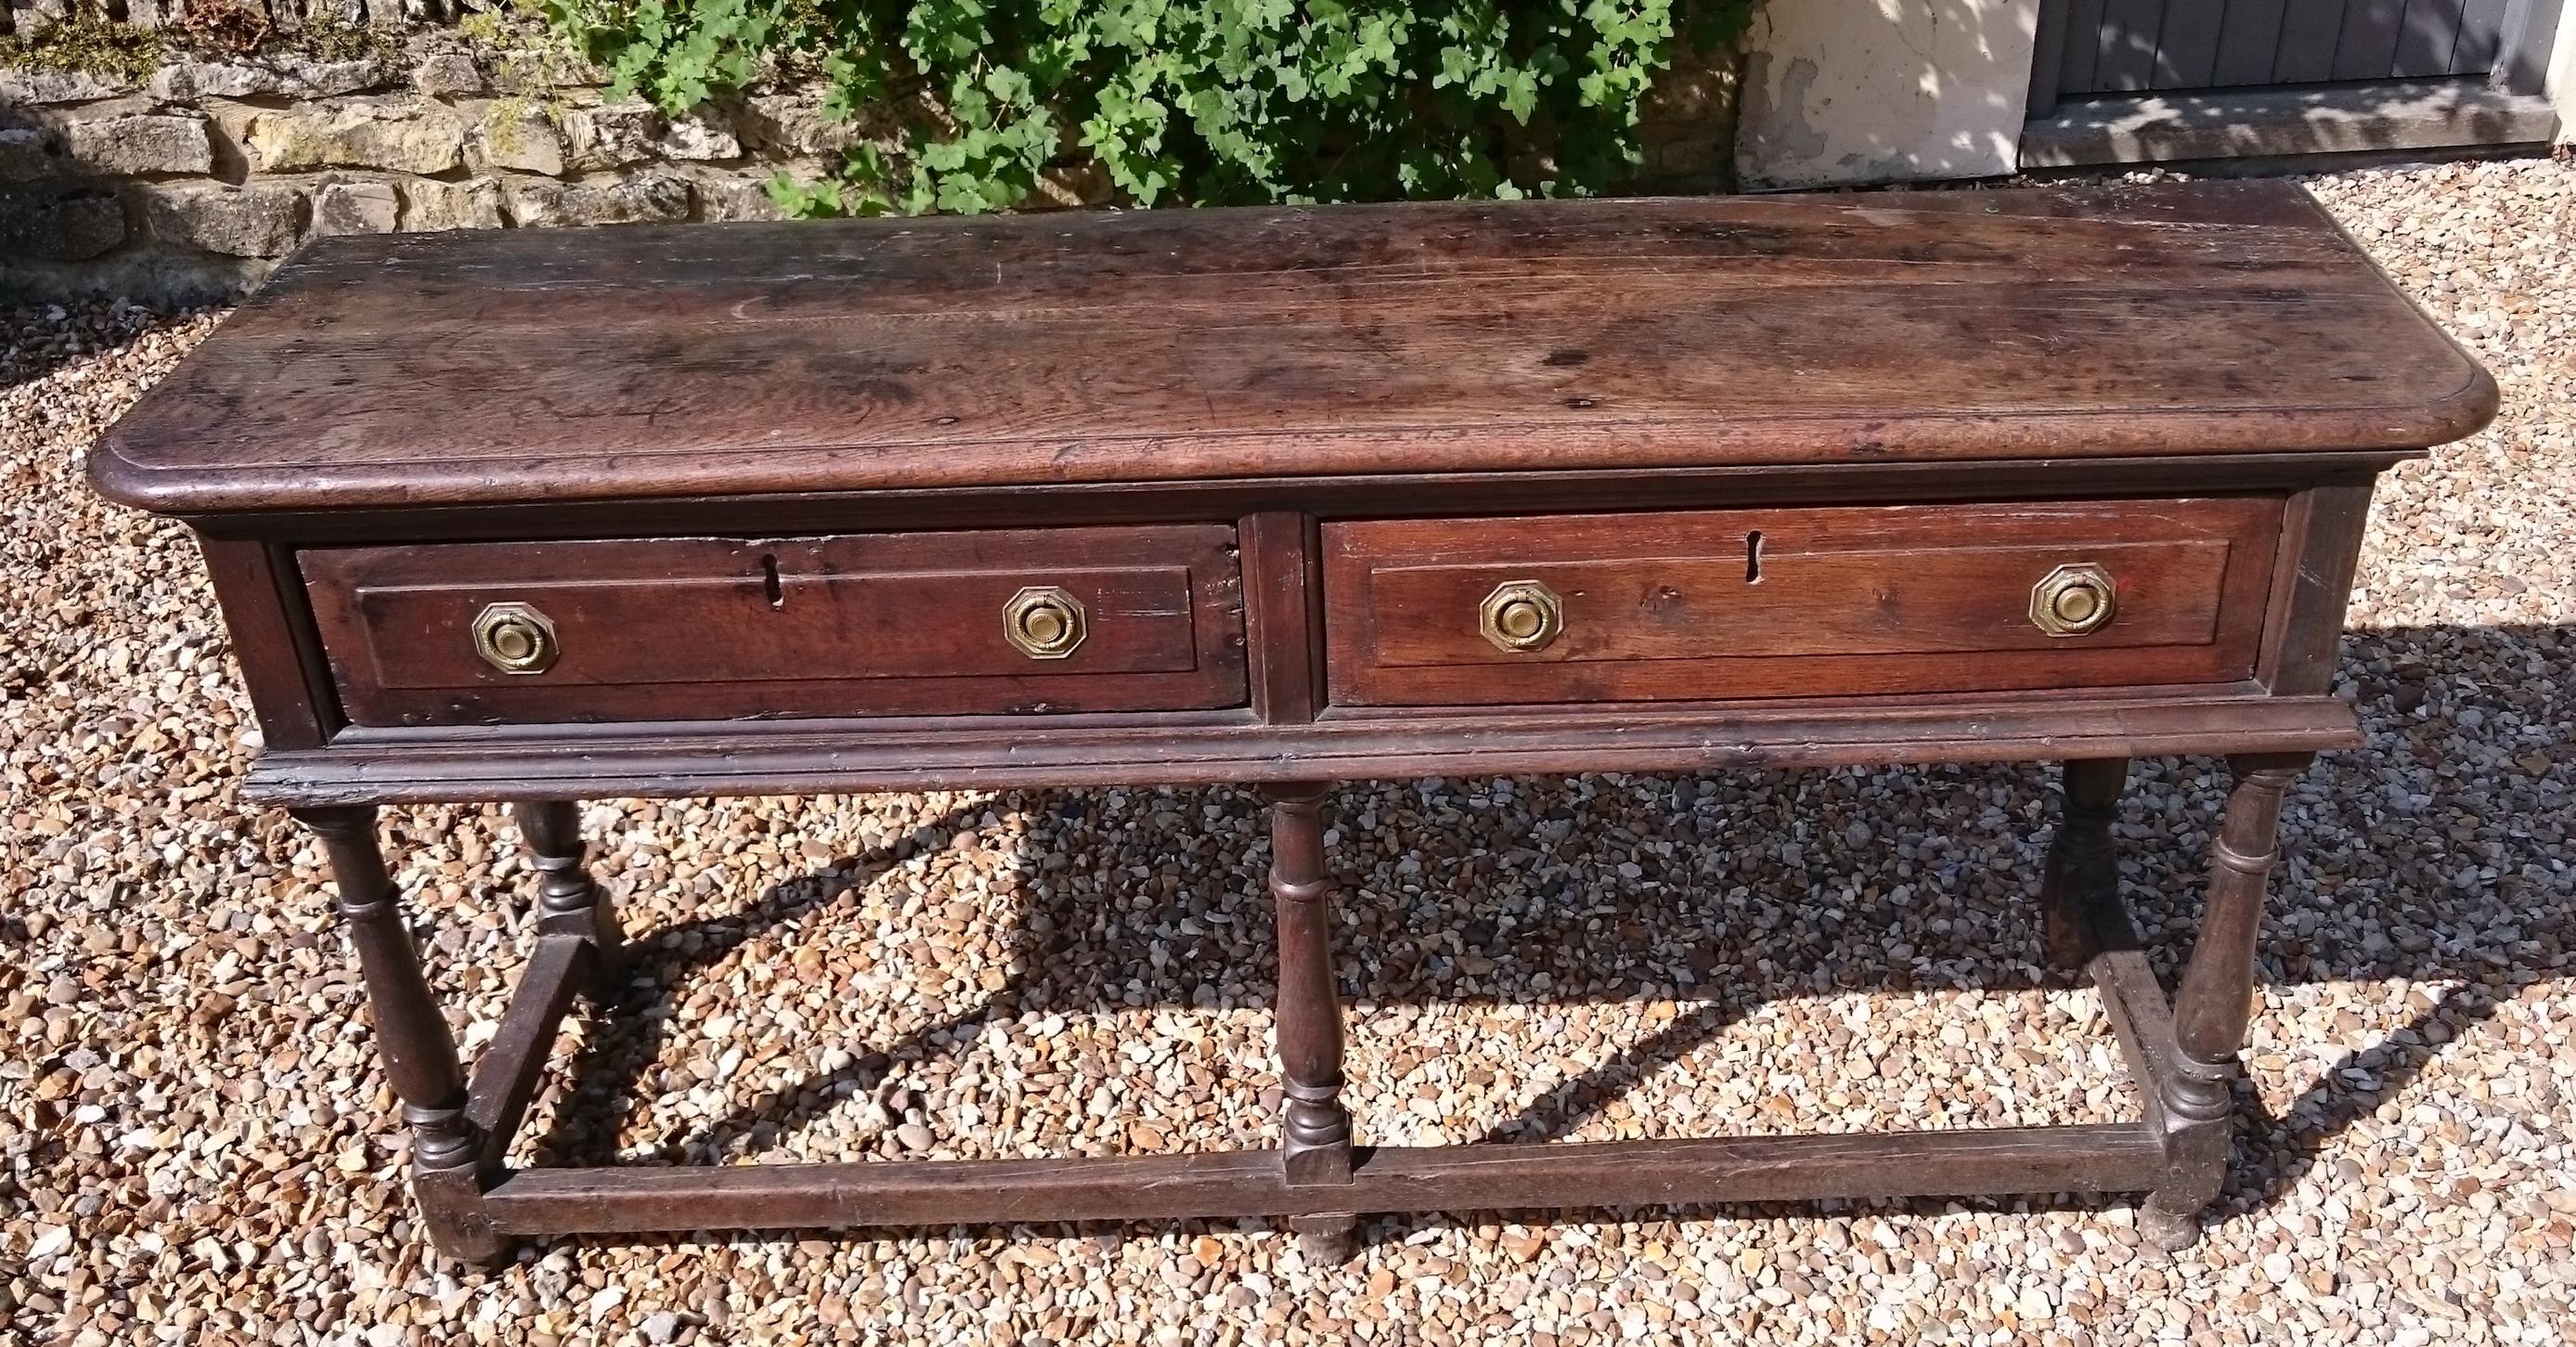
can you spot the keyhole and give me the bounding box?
[761,553,783,608]
[1745,532,1764,584]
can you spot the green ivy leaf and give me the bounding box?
[547,0,1748,214]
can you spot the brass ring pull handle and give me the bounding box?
[472,602,560,674]
[1003,586,1087,659]
[2030,563,2117,637]
[1480,579,1565,653]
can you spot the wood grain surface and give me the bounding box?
[111,181,2506,1263]
[1324,498,2281,706]
[91,183,2493,516]
[301,525,1246,725]
[239,690,2365,806]
[480,1124,2168,1234]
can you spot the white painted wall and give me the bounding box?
[2550,8,2576,140]
[1734,0,2042,190]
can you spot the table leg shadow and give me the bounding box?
[297,743,2536,1266]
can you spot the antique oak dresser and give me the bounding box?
[90,181,2495,1265]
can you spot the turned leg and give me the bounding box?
[1262,783,1359,1263]
[512,800,625,1000]
[2038,758,2129,970]
[295,806,506,1266]
[2141,753,2311,1251]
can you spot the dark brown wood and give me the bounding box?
[481,1124,2169,1235]
[2144,752,2311,1250]
[88,184,2497,1264]
[2169,755,2309,1083]
[2037,758,2129,970]
[301,527,1246,726]
[198,538,342,750]
[451,806,623,1172]
[1240,512,1324,724]
[464,934,593,1168]
[2091,949,2186,1133]
[92,185,2493,518]
[1323,499,2281,706]
[241,691,2362,808]
[514,800,623,990]
[184,452,2423,548]
[2065,870,2193,1137]
[293,806,502,1264]
[2091,944,2240,1248]
[2062,854,2248,1252]
[2256,480,2378,695]
[1272,777,1360,1260]
[1263,784,1355,1194]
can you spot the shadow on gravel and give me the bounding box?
[0,301,213,394]
[518,619,2574,1249]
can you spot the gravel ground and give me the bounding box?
[6,158,2574,1346]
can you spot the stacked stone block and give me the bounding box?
[2,36,876,300]
[5,23,1739,302]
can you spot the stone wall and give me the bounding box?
[2,25,874,301]
[3,21,1740,304]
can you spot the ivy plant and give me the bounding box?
[536,0,1750,216]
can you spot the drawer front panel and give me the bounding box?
[304,526,1246,726]
[1324,499,2281,706]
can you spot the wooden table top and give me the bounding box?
[93,181,2494,516]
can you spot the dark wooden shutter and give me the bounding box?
[2033,0,2560,98]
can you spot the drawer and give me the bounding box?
[303,526,1246,727]
[1323,499,2282,707]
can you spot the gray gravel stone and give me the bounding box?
[5,157,2573,1346]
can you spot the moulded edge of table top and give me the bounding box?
[86,182,2501,517]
